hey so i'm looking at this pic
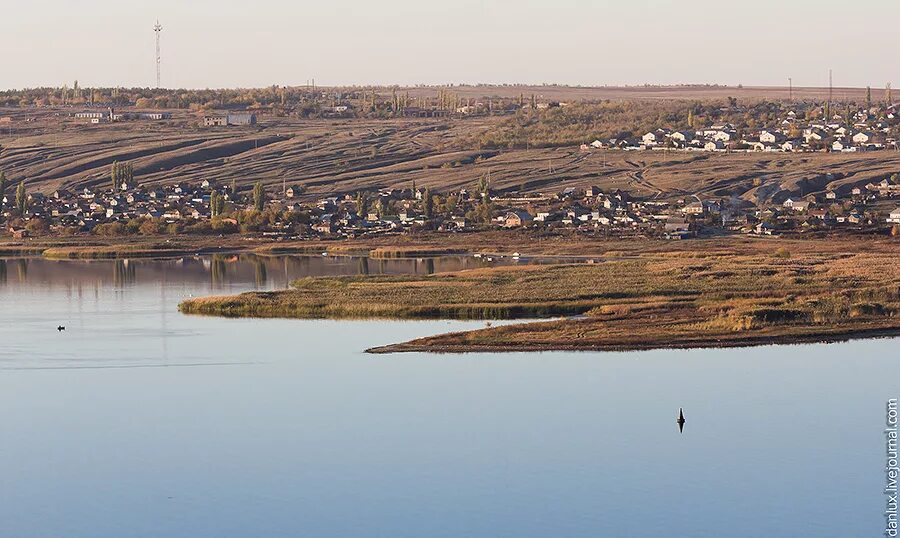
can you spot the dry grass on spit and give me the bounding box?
[181,241,900,352]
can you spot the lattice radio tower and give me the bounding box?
[154,20,163,88]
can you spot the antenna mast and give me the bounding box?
[154,20,163,88]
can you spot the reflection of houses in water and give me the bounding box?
[113,259,136,287]
[0,259,6,284]
[16,259,28,282]
[210,255,228,288]
[0,254,526,290]
[254,259,267,287]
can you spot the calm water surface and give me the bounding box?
[0,255,897,537]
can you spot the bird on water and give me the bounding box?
[677,407,686,433]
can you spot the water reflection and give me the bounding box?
[254,258,268,287]
[0,253,534,291]
[210,255,227,288]
[16,258,27,282]
[113,259,136,287]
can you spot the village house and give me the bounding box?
[887,207,900,224]
[503,209,534,228]
[782,198,812,212]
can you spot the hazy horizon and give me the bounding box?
[2,0,898,91]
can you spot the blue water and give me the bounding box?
[0,256,896,537]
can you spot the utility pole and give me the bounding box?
[154,20,163,88]
[788,77,793,102]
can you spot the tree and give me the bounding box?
[15,181,26,213]
[252,181,265,211]
[214,192,225,216]
[355,192,369,217]
[443,194,458,217]
[110,160,119,191]
[210,191,220,218]
[110,161,134,191]
[0,171,6,209]
[423,188,433,219]
[866,86,872,109]
[477,173,490,195]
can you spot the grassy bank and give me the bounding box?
[41,244,232,259]
[180,239,900,353]
[0,245,48,256]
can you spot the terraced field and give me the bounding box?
[2,108,899,204]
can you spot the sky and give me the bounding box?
[2,0,898,90]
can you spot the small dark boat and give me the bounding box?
[57,326,65,331]
[677,408,686,433]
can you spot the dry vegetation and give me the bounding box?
[178,238,900,353]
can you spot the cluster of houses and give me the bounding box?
[582,105,900,153]
[4,172,899,240]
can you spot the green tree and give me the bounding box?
[110,160,119,191]
[15,181,26,213]
[356,192,369,216]
[477,173,490,195]
[0,171,6,209]
[443,194,458,217]
[423,188,433,219]
[210,191,220,217]
[110,161,134,191]
[252,181,266,211]
[866,86,872,109]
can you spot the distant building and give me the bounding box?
[75,111,107,120]
[203,115,228,127]
[203,113,257,127]
[226,113,256,126]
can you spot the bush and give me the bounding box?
[94,222,127,236]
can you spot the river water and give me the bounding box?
[0,254,896,537]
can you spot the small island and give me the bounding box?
[179,237,900,353]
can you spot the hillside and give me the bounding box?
[1,107,898,205]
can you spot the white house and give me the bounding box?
[713,130,735,142]
[759,130,783,144]
[887,207,900,224]
[783,199,811,211]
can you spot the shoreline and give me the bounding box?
[366,325,900,354]
[178,238,900,355]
